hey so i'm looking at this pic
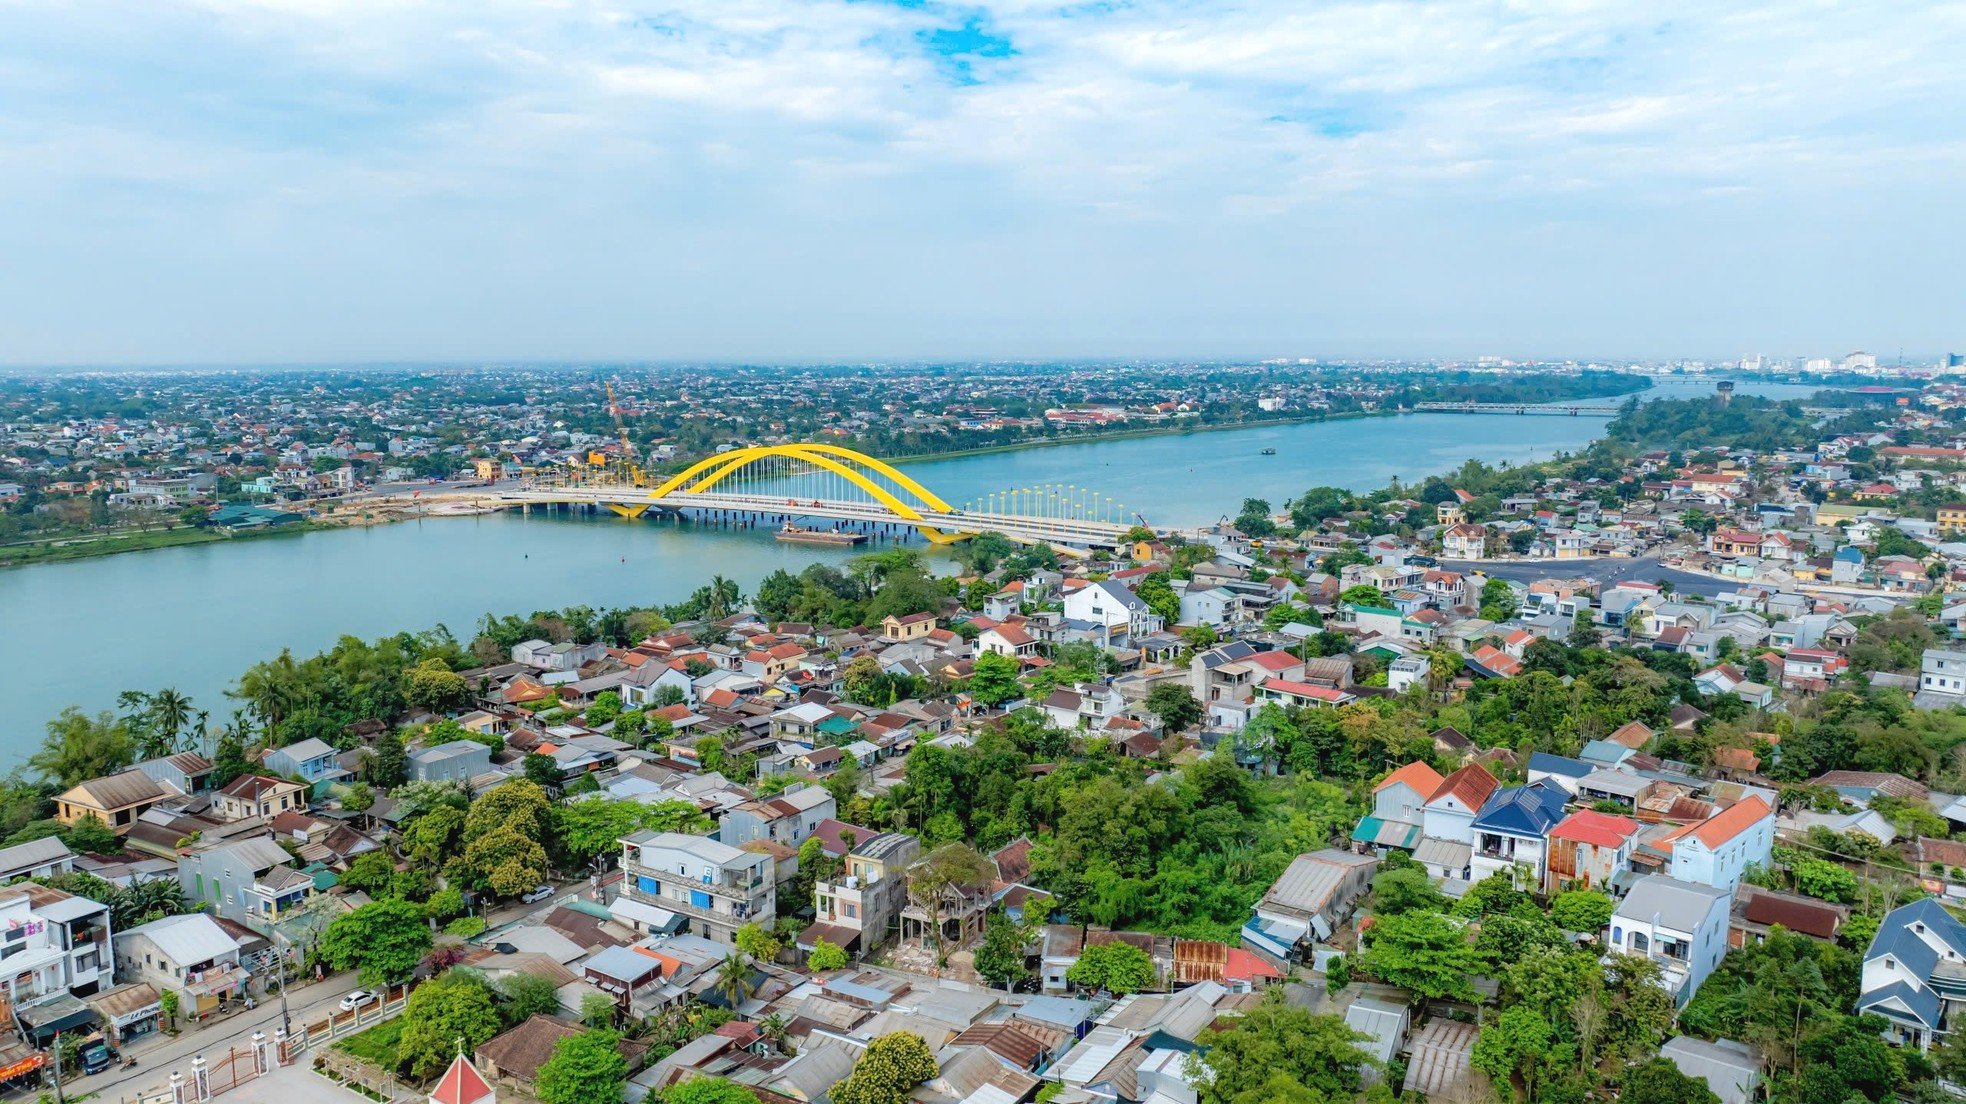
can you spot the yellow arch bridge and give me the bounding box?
[499,443,1136,550]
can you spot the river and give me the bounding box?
[0,375,1824,764]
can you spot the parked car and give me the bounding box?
[521,885,555,904]
[339,990,373,1012]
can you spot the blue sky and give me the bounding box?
[1,0,1962,365]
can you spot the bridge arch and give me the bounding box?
[645,444,971,543]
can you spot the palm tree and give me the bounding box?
[714,952,758,1010]
[148,689,194,755]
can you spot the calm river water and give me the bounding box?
[0,376,1824,763]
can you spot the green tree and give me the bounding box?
[64,814,118,855]
[464,778,552,844]
[403,804,466,867]
[159,988,179,1030]
[339,852,399,896]
[497,973,563,1026]
[1550,888,1615,932]
[734,922,782,963]
[1134,571,1181,624]
[807,937,849,972]
[463,827,551,897]
[535,1028,629,1104]
[1472,1004,1569,1102]
[1370,866,1447,915]
[396,970,503,1078]
[1479,578,1519,622]
[552,798,711,869]
[966,652,1022,709]
[830,1031,939,1104]
[1622,1057,1721,1104]
[318,899,433,985]
[405,659,471,713]
[1339,584,1384,606]
[1066,941,1156,994]
[1144,684,1203,733]
[1358,909,1478,1001]
[370,728,410,789]
[1188,990,1375,1104]
[580,993,616,1029]
[662,1078,760,1104]
[973,910,1029,990]
[29,708,135,788]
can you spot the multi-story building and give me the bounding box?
[212,775,309,822]
[1468,782,1568,887]
[1608,876,1731,1007]
[177,837,317,931]
[0,881,115,1030]
[720,785,837,848]
[620,831,775,945]
[1664,797,1775,893]
[808,832,922,955]
[1859,898,1966,1050]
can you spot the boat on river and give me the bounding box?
[774,524,867,547]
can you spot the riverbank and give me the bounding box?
[878,378,1653,464]
[0,520,327,569]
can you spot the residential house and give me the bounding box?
[720,785,837,848]
[1468,782,1569,886]
[261,737,346,789]
[212,775,308,822]
[1064,580,1162,643]
[1353,762,1443,852]
[620,831,775,945]
[1918,648,1966,708]
[112,913,245,1019]
[0,882,114,1006]
[1544,810,1641,895]
[56,770,176,835]
[881,613,938,643]
[134,753,216,796]
[807,832,921,956]
[409,740,494,784]
[1441,523,1487,561]
[1240,850,1377,967]
[1664,797,1775,893]
[0,837,74,884]
[1859,898,1966,1049]
[176,837,313,928]
[1421,764,1501,847]
[1608,876,1732,1007]
[977,624,1039,660]
[1730,886,1847,948]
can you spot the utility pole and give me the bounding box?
[50,1031,64,1104]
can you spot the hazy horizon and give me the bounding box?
[3,1,1961,366]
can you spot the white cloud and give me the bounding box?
[0,0,1962,361]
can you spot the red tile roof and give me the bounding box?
[1375,761,1445,797]
[431,1054,494,1104]
[1549,810,1640,848]
[1687,795,1773,849]
[1427,763,1499,810]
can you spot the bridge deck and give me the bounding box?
[499,487,1131,546]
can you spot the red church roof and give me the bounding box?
[430,1054,494,1104]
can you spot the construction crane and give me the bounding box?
[606,379,635,461]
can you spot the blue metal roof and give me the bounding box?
[1472,781,1569,837]
[1527,752,1593,778]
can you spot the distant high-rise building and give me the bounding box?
[1738,356,1763,372]
[1843,351,1878,371]
[1804,357,1834,373]
[1941,353,1965,372]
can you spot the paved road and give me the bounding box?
[1439,552,1738,597]
[75,973,368,1103]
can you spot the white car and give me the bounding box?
[521,885,555,904]
[339,990,373,1012]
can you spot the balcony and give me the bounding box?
[625,860,763,902]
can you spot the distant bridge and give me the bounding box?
[498,443,1136,550]
[1412,401,1627,416]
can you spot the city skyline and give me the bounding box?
[2,1,1962,365]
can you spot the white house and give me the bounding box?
[1420,764,1499,847]
[1664,797,1775,893]
[1063,580,1162,643]
[1859,898,1966,1050]
[1608,876,1732,1007]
